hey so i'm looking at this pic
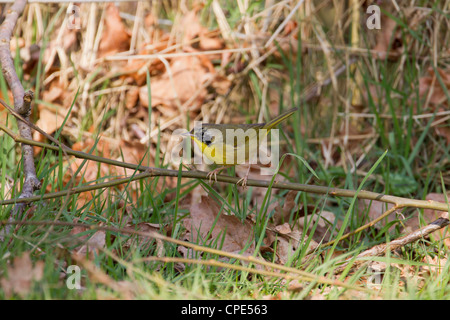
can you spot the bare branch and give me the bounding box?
[1,120,449,213]
[0,0,40,236]
[0,1,27,115]
[334,216,450,274]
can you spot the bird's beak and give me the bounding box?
[181,131,193,137]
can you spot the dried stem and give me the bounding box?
[141,256,368,293]
[313,205,401,253]
[334,217,450,274]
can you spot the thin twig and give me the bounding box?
[312,205,401,254]
[0,98,71,150]
[0,91,76,250]
[3,126,448,266]
[264,0,305,48]
[0,171,152,205]
[334,217,450,274]
[2,121,449,263]
[0,126,449,213]
[141,256,369,293]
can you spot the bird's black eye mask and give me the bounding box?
[192,127,216,146]
[201,128,215,146]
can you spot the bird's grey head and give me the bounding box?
[191,126,219,146]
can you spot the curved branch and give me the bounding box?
[0,0,40,209]
[334,217,450,274]
[0,1,27,114]
[0,122,449,213]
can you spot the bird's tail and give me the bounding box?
[263,107,298,130]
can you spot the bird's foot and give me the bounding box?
[236,165,251,190]
[207,167,227,184]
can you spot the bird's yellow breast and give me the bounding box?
[191,136,225,164]
[191,134,258,166]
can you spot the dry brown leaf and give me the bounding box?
[181,7,224,52]
[126,8,227,104]
[70,227,106,258]
[184,196,255,255]
[69,158,116,185]
[0,91,13,122]
[264,194,335,249]
[181,8,204,46]
[272,190,297,225]
[21,44,41,76]
[125,86,140,109]
[123,35,171,85]
[424,193,450,221]
[72,136,112,158]
[123,222,164,257]
[421,255,448,276]
[33,76,77,150]
[144,12,158,28]
[273,234,296,265]
[435,124,450,146]
[139,56,209,111]
[418,68,450,145]
[372,14,403,60]
[419,68,450,107]
[121,12,172,84]
[68,137,152,206]
[372,6,431,61]
[235,165,287,217]
[118,139,148,167]
[33,107,67,143]
[98,4,131,58]
[62,137,119,208]
[70,137,148,179]
[41,75,76,107]
[297,209,337,243]
[42,84,64,103]
[404,193,449,229]
[403,193,450,248]
[359,199,397,231]
[210,74,232,95]
[0,252,44,298]
[274,222,291,235]
[266,219,318,265]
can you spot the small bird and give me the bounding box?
[184,107,298,187]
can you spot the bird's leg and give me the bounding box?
[236,165,252,189]
[207,166,228,183]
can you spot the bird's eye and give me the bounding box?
[202,129,217,146]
